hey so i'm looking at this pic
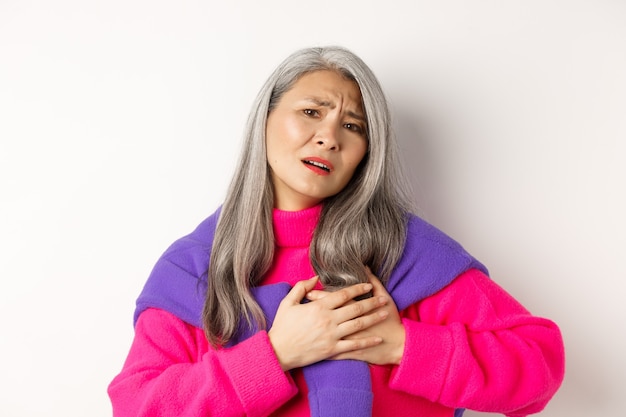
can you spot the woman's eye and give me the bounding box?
[344,123,364,134]
[303,109,319,117]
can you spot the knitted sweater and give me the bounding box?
[108,205,565,417]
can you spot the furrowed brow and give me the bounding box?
[347,110,366,123]
[303,97,333,108]
[303,97,366,123]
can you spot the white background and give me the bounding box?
[1,1,624,416]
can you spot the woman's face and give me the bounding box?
[266,70,368,211]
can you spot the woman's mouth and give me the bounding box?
[302,157,333,175]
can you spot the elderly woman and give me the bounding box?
[109,46,564,417]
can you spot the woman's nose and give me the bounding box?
[314,122,340,151]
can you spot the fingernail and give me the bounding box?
[378,296,387,304]
[379,311,389,318]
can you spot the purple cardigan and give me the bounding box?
[135,209,487,417]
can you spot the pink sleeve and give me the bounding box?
[108,308,298,417]
[389,269,565,416]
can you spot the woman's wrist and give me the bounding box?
[392,324,407,365]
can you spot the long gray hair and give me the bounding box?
[203,46,413,346]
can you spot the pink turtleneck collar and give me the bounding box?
[272,204,322,248]
[262,204,322,288]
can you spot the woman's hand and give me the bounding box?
[268,276,390,372]
[306,269,406,366]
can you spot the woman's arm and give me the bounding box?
[108,308,297,417]
[390,268,565,416]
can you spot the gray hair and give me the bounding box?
[203,46,412,346]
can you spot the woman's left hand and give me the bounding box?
[306,268,406,365]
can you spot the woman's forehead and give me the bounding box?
[284,70,364,114]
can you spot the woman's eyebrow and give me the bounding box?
[347,111,367,123]
[303,97,366,122]
[303,97,333,107]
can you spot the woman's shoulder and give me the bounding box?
[154,206,223,272]
[401,212,487,271]
[404,213,467,252]
[133,207,222,328]
[163,206,222,255]
[387,213,488,309]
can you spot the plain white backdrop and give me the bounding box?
[1,1,624,416]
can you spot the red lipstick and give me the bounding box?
[302,157,333,175]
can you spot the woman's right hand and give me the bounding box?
[268,276,390,371]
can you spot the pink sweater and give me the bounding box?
[109,206,564,416]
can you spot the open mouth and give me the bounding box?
[303,160,331,172]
